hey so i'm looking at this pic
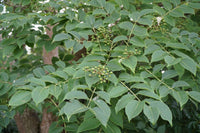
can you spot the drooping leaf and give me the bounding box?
[107,59,125,71]
[172,81,190,88]
[96,91,110,104]
[53,33,71,42]
[85,71,99,88]
[118,21,133,30]
[93,99,111,127]
[188,91,200,103]
[9,91,31,106]
[172,90,188,108]
[109,85,128,98]
[121,56,137,73]
[60,100,87,120]
[113,35,127,43]
[143,104,159,125]
[133,25,148,36]
[180,58,197,75]
[64,90,89,100]
[48,85,62,99]
[77,118,100,132]
[137,91,160,100]
[32,86,49,105]
[102,122,121,133]
[33,68,46,78]
[150,101,173,126]
[125,100,144,121]
[115,94,135,113]
[151,50,167,63]
[41,75,58,84]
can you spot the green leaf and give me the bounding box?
[150,101,173,126]
[169,8,184,17]
[41,75,58,84]
[29,77,46,87]
[48,85,62,99]
[53,33,71,42]
[164,15,175,26]
[51,71,68,80]
[162,1,172,10]
[164,56,181,67]
[63,67,76,76]
[130,36,145,47]
[129,11,141,21]
[118,21,133,30]
[119,73,145,83]
[78,118,100,132]
[121,56,137,73]
[32,87,49,105]
[102,122,121,133]
[93,99,111,127]
[115,94,135,113]
[113,35,127,43]
[133,25,148,36]
[162,70,178,80]
[151,50,167,63]
[85,71,99,88]
[172,81,190,88]
[188,91,200,103]
[172,91,188,108]
[166,43,190,51]
[107,59,125,71]
[153,6,166,15]
[110,109,123,128]
[0,5,3,12]
[137,91,160,100]
[109,85,128,98]
[60,100,87,120]
[96,91,110,104]
[93,9,107,15]
[9,91,31,106]
[144,44,161,55]
[138,15,154,26]
[159,86,170,98]
[143,104,159,125]
[107,73,118,86]
[33,68,45,78]
[64,90,89,100]
[43,65,55,73]
[49,122,63,133]
[125,100,144,121]
[180,58,197,75]
[179,5,195,14]
[188,3,200,9]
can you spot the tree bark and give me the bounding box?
[40,24,58,133]
[14,109,40,133]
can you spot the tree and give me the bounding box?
[0,0,200,133]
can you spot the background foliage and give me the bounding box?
[0,0,200,132]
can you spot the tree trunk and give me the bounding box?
[14,109,40,133]
[40,24,58,133]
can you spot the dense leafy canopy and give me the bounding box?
[0,0,200,132]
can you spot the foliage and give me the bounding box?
[0,0,200,132]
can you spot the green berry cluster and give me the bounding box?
[123,48,142,56]
[91,27,112,45]
[83,65,113,83]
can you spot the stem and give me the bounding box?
[145,68,173,90]
[120,81,141,101]
[50,98,67,133]
[87,87,96,107]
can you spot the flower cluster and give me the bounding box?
[83,65,113,83]
[91,27,112,45]
[123,48,142,56]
